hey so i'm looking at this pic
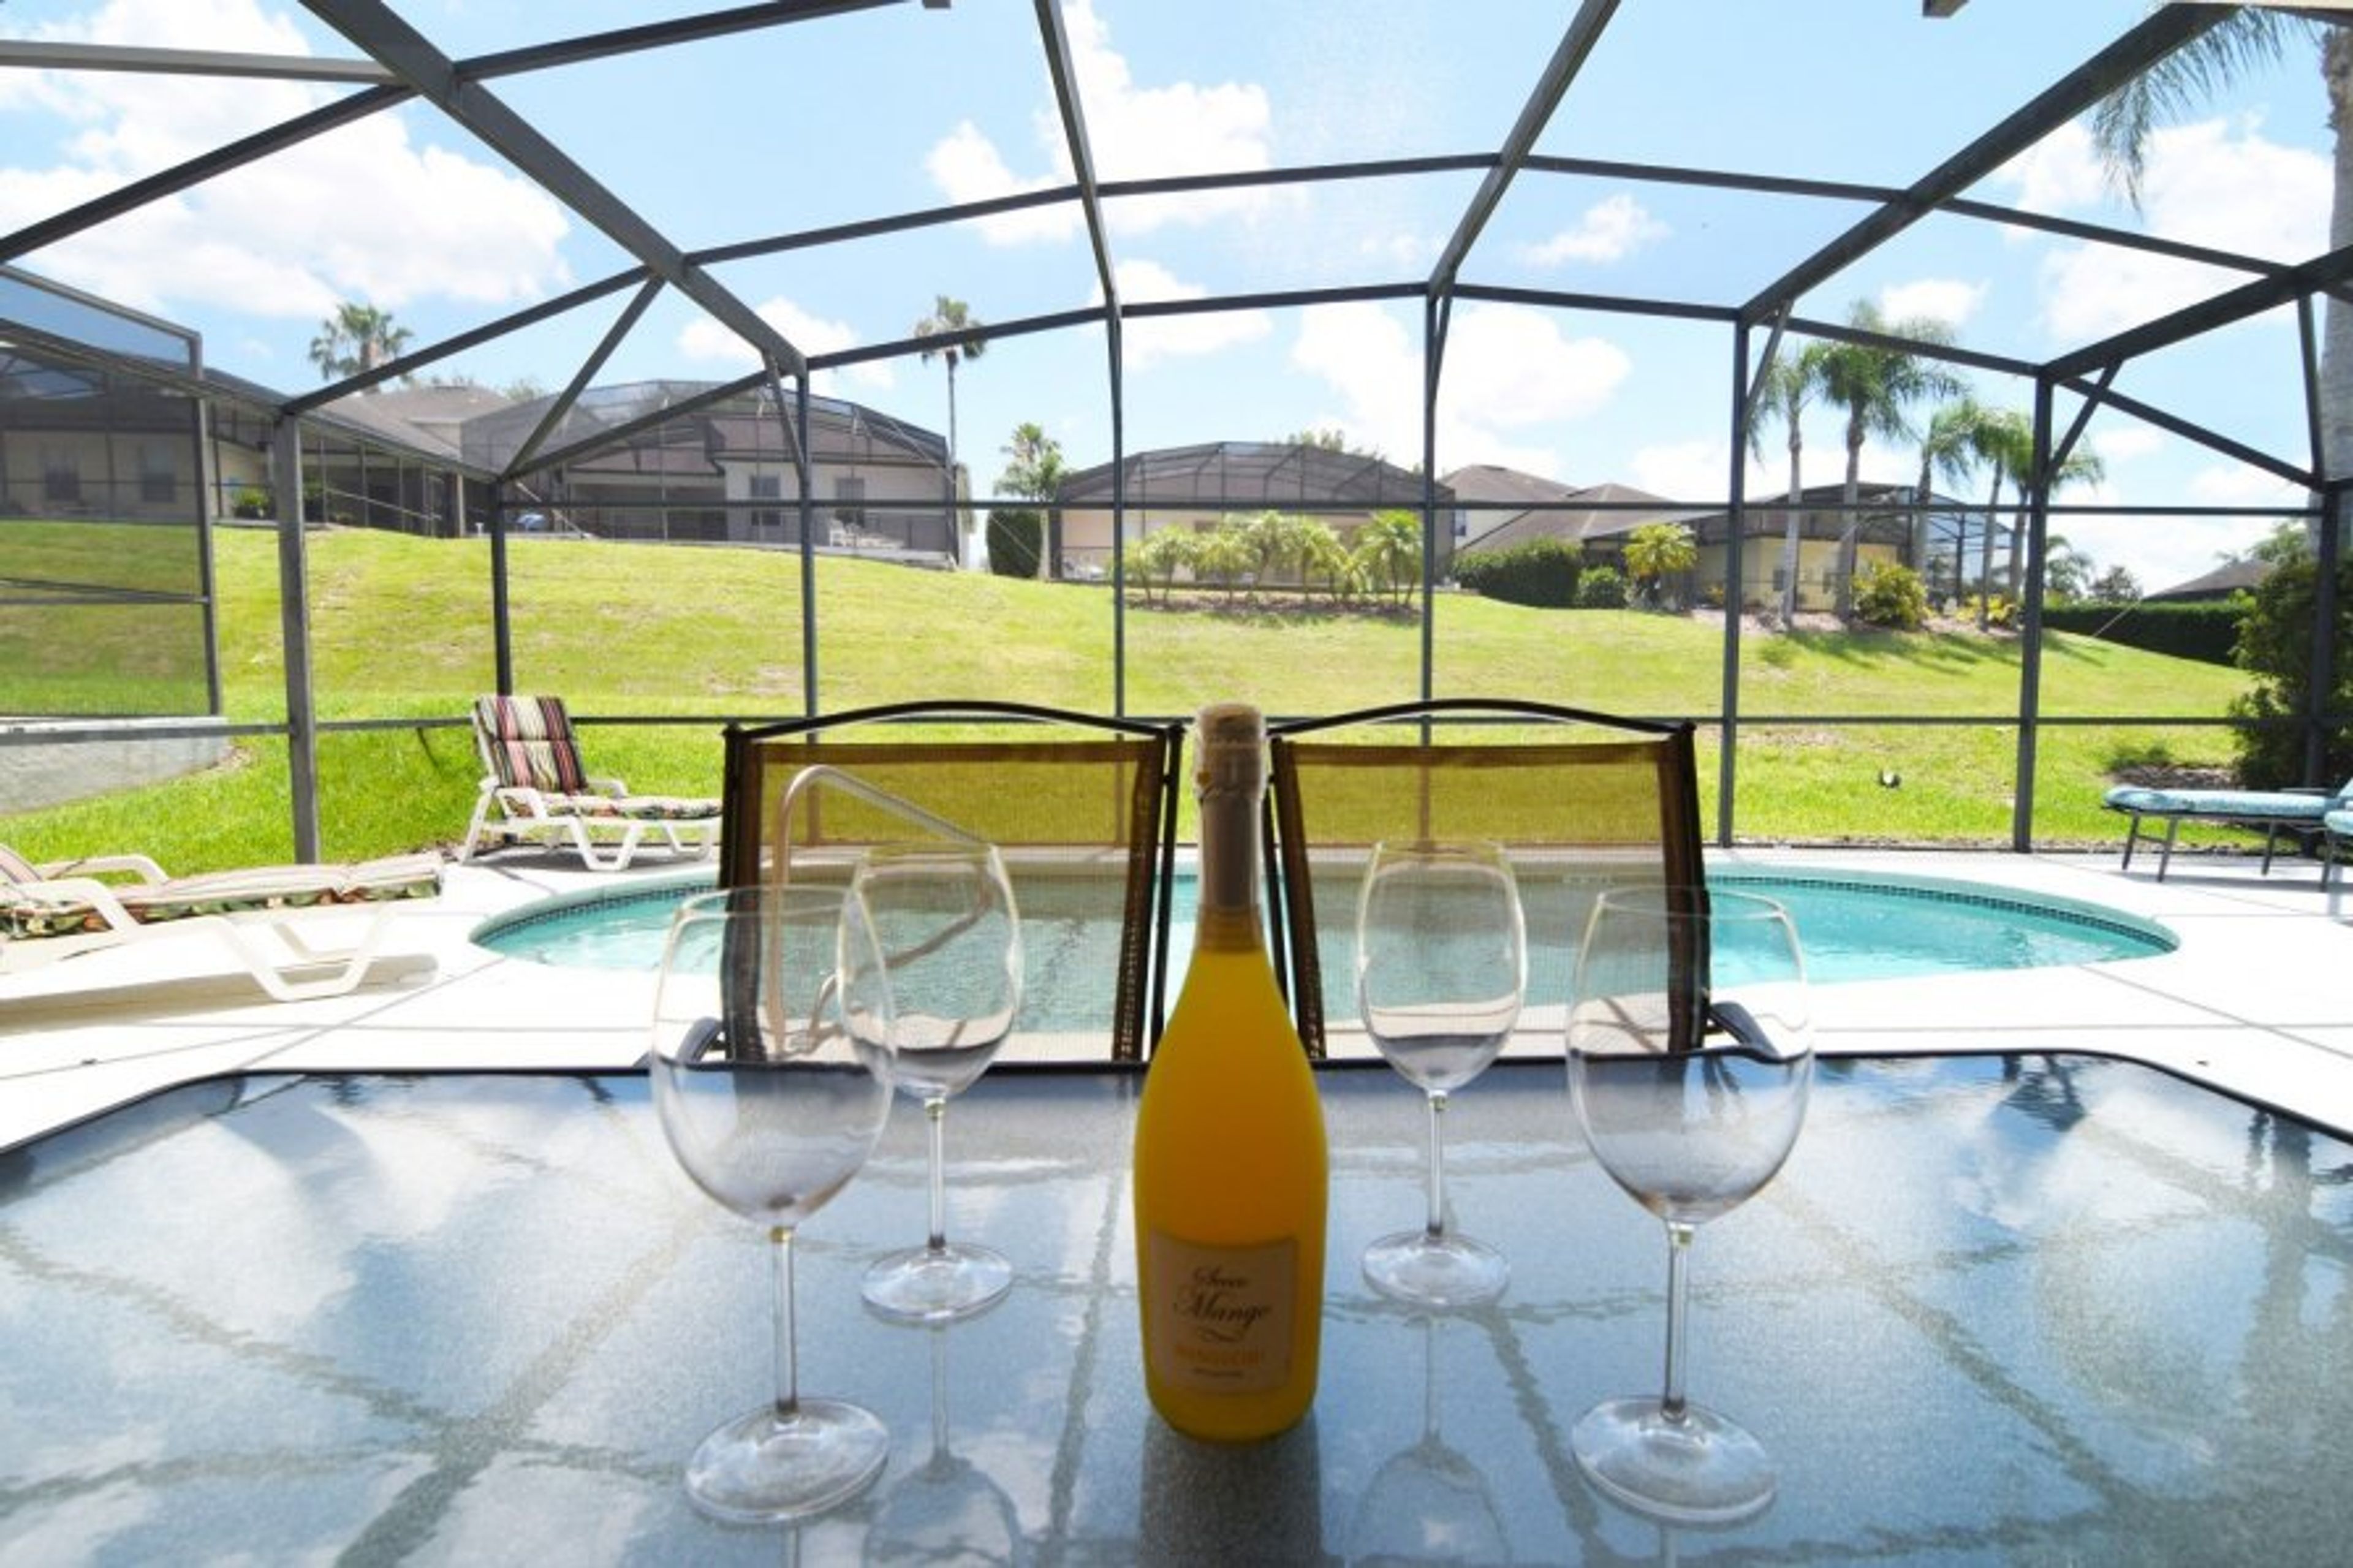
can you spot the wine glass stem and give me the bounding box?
[1659,1219,1696,1425]
[771,1224,801,1422]
[925,1095,950,1252]
[1422,1089,1451,1240]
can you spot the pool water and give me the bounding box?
[476,866,2174,991]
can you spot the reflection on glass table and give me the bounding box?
[4,1054,2352,1562]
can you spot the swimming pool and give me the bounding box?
[474,865,2175,990]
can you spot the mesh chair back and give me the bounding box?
[1267,699,1707,1058]
[474,695,591,793]
[723,702,1184,1063]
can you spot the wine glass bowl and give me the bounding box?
[649,884,898,1523]
[854,841,1025,1323]
[1565,886,1813,1524]
[1355,840,1526,1309]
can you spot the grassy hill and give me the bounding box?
[1,526,2257,871]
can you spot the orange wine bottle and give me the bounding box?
[1133,702,1328,1441]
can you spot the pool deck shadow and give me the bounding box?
[4,845,2350,1149]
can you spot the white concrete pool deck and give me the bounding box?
[4,845,2351,1150]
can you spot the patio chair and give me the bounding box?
[2323,808,2353,892]
[1265,698,1707,1059]
[461,694,722,871]
[722,700,1185,1062]
[2101,775,2352,882]
[0,844,443,1001]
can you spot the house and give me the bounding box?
[1446,467,1988,613]
[2145,559,2270,604]
[1665,480,1982,613]
[455,381,957,558]
[1446,465,1704,565]
[1055,441,1452,581]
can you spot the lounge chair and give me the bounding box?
[2324,808,2353,892]
[0,844,442,1001]
[2101,776,2350,882]
[461,695,722,871]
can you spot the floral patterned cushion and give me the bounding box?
[1,853,443,942]
[504,790,721,822]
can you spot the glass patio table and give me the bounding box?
[3,1053,2348,1564]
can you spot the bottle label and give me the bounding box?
[1145,1230,1295,1395]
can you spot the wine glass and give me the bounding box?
[855,841,1025,1322]
[1343,1317,1507,1564]
[648,884,897,1523]
[1564,885,1814,1524]
[1355,839,1526,1308]
[867,1326,1023,1566]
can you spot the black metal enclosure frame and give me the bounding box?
[0,1,2344,858]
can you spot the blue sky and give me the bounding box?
[0,0,2335,592]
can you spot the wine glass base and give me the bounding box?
[1569,1396,1777,1525]
[1362,1230,1509,1308]
[684,1397,889,1523]
[862,1241,1014,1322]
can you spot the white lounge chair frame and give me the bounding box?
[1,854,431,1002]
[461,695,721,871]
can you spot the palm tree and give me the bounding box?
[1969,409,2105,629]
[915,295,988,562]
[307,302,412,390]
[1748,343,1823,623]
[996,421,1064,579]
[2093,12,2351,547]
[1810,301,1964,618]
[1355,509,1420,607]
[1622,520,1699,610]
[1915,398,2001,601]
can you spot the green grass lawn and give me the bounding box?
[0,527,2265,873]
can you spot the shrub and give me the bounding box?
[1575,565,1627,609]
[2039,600,2241,665]
[1453,539,1580,608]
[231,486,272,520]
[2228,551,2353,788]
[986,507,1043,578]
[1960,593,2017,630]
[1852,562,1927,631]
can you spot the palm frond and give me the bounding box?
[2092,8,2308,206]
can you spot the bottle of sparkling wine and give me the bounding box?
[1134,702,1328,1442]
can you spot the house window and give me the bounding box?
[41,447,79,504]
[833,475,866,525]
[140,444,177,505]
[750,473,782,530]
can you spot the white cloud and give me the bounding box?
[1993,121,2112,217]
[2090,426,2165,464]
[1993,116,2328,342]
[1627,441,1772,502]
[2188,462,2307,509]
[1105,259,1270,368]
[1290,301,1631,474]
[0,0,570,328]
[923,121,1080,245]
[1879,278,1987,330]
[1360,230,1439,271]
[922,0,1273,245]
[676,297,894,394]
[1518,194,1669,267]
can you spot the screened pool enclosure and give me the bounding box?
[0,1,2344,863]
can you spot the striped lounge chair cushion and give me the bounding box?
[1,853,443,942]
[477,695,591,793]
